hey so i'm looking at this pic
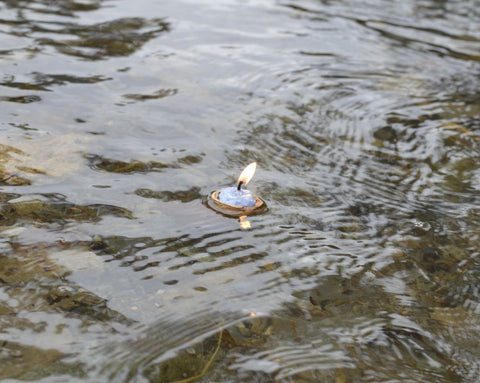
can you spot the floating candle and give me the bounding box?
[208,161,266,217]
[218,162,257,207]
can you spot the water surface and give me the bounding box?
[1,0,479,381]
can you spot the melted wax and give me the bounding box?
[218,187,255,207]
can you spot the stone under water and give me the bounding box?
[218,187,256,207]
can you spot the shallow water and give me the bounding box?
[1,0,479,381]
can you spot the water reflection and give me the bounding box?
[3,0,103,17]
[1,73,111,91]
[86,153,203,174]
[1,0,480,381]
[1,1,170,60]
[36,17,170,60]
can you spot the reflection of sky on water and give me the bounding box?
[1,0,480,381]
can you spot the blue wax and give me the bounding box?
[218,187,256,207]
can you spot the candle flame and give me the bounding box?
[237,162,257,186]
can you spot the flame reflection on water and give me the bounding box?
[239,215,252,229]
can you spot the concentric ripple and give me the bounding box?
[1,0,480,381]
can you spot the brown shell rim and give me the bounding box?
[210,190,265,216]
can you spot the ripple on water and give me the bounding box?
[1,0,480,381]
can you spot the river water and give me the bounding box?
[1,0,479,382]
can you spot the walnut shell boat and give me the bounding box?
[209,190,266,217]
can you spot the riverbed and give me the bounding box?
[1,0,479,381]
